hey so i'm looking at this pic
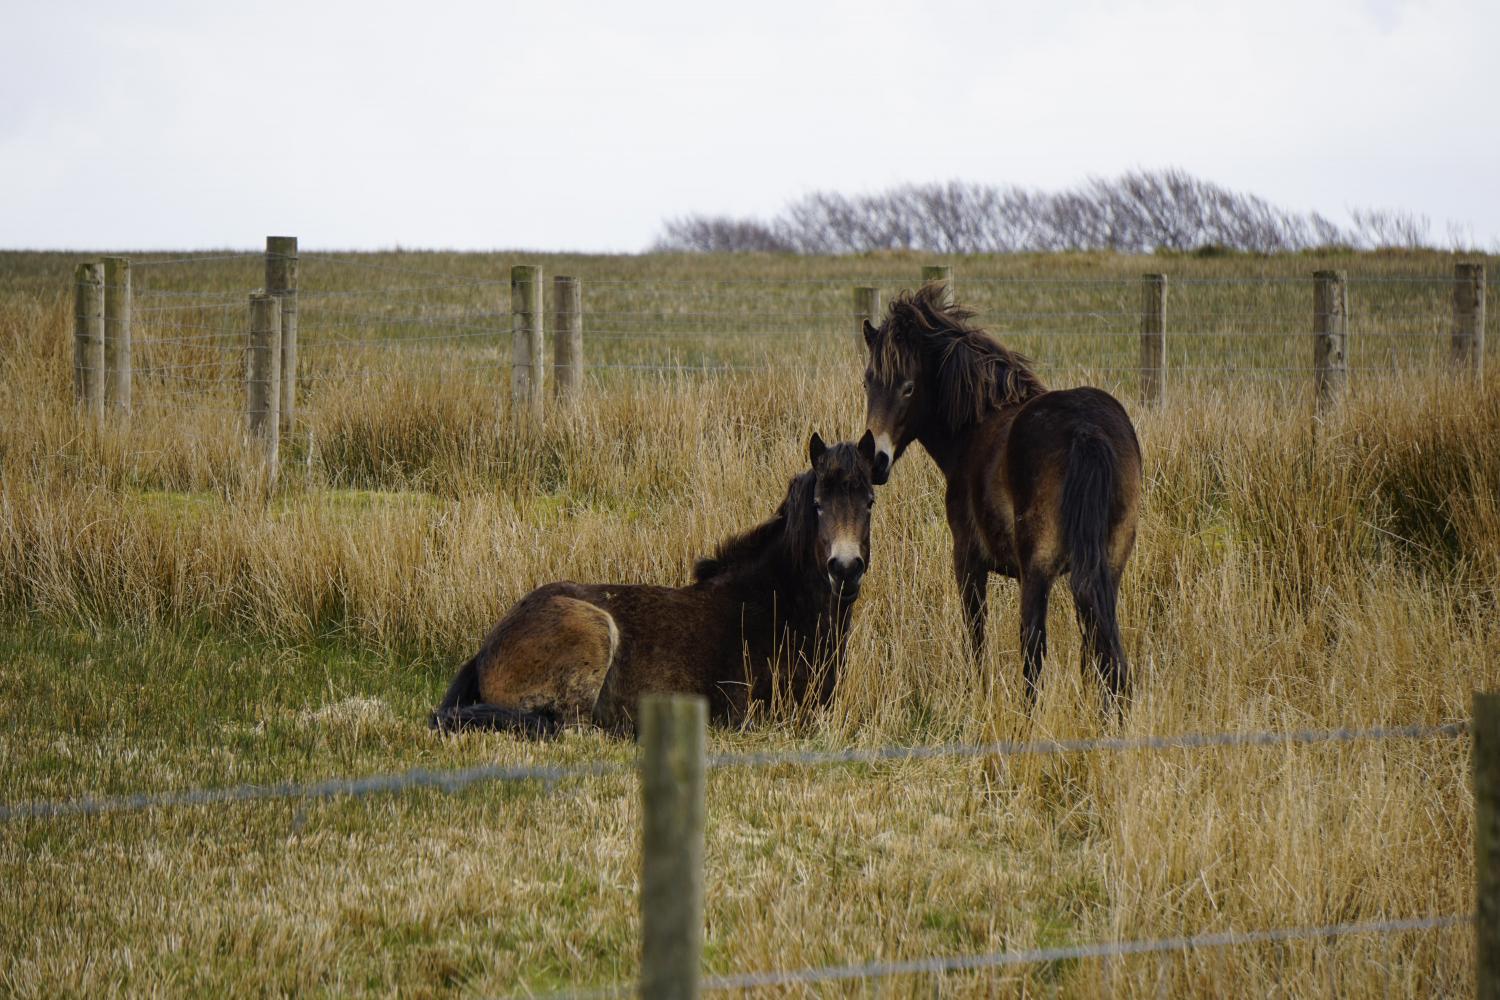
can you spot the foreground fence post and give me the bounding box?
[1453,262,1486,379]
[103,256,131,415]
[246,292,282,466]
[1479,693,1500,1000]
[266,236,298,430]
[511,264,544,419]
[853,286,881,339]
[73,262,105,421]
[1140,273,1166,404]
[921,264,954,306]
[553,274,583,401]
[639,694,706,1000]
[1313,269,1348,409]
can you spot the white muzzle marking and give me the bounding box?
[828,538,861,566]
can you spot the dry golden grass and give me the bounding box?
[1,249,1496,997]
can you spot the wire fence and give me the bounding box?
[0,714,1471,993]
[0,719,1464,822]
[92,251,1493,426]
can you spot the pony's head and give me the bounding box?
[861,283,1044,484]
[803,430,878,601]
[693,432,877,602]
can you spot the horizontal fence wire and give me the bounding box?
[699,913,1472,993]
[131,253,264,268]
[0,720,1464,823]
[540,913,1470,999]
[300,331,509,347]
[703,720,1467,772]
[0,759,632,821]
[301,254,512,286]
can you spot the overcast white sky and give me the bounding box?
[3,0,1496,252]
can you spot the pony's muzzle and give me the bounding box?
[871,451,892,485]
[827,554,866,598]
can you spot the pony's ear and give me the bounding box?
[857,429,877,467]
[808,431,828,466]
[862,319,878,347]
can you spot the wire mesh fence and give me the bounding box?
[89,250,1494,430]
[0,712,1473,994]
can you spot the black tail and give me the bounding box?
[434,654,482,714]
[430,703,563,737]
[1062,428,1129,700]
[1061,428,1116,607]
[428,654,562,737]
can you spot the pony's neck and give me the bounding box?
[913,411,982,481]
[756,536,829,608]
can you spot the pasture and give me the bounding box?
[1,248,1497,997]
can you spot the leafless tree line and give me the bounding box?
[653,169,1437,254]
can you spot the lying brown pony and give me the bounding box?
[432,432,878,735]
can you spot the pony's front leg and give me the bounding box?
[953,545,989,670]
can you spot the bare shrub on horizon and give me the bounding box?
[655,168,1438,255]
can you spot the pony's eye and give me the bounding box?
[901,381,915,398]
[814,501,824,516]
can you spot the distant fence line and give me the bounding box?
[0,706,1479,994]
[70,238,1489,465]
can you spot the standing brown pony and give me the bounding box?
[862,285,1142,707]
[432,433,878,736]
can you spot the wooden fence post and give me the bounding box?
[266,236,298,430]
[853,286,881,340]
[511,264,544,419]
[1140,273,1166,404]
[73,262,104,421]
[639,694,706,1000]
[921,265,954,306]
[103,256,131,415]
[553,275,583,400]
[1313,270,1348,408]
[247,292,282,467]
[1477,692,1500,1000]
[1453,262,1486,379]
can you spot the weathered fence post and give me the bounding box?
[1452,262,1486,379]
[103,256,131,415]
[1313,270,1348,408]
[246,292,282,467]
[639,694,706,1000]
[1477,693,1500,1000]
[1140,273,1166,404]
[553,275,583,401]
[511,264,544,419]
[921,265,954,306]
[73,262,104,421]
[266,236,298,430]
[853,286,881,339]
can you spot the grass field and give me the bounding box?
[1,248,1497,997]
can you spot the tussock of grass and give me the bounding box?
[1,251,1495,996]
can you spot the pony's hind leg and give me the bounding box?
[440,592,619,734]
[1019,569,1053,708]
[1070,571,1129,713]
[953,544,990,670]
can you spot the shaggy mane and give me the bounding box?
[870,283,1046,430]
[692,470,815,583]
